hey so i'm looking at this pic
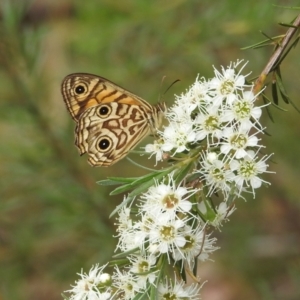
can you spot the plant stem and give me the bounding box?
[254,13,300,94]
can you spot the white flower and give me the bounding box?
[213,202,236,227]
[198,201,236,228]
[116,225,138,252]
[148,215,186,259]
[198,152,235,198]
[145,139,165,163]
[230,150,273,197]
[66,264,111,300]
[115,205,138,252]
[220,127,260,159]
[116,206,132,233]
[139,176,195,220]
[172,223,218,268]
[210,60,251,106]
[128,254,157,288]
[112,266,143,300]
[169,96,196,120]
[222,90,264,131]
[161,121,196,153]
[131,212,154,249]
[194,105,224,142]
[174,76,213,114]
[158,278,203,300]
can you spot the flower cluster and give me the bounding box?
[65,264,112,300]
[66,177,214,300]
[146,60,272,201]
[117,176,217,265]
[65,60,273,300]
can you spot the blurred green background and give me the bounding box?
[0,0,300,299]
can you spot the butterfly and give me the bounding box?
[61,73,165,167]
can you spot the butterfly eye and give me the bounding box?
[98,105,111,117]
[98,138,110,150]
[75,85,85,94]
[99,106,109,115]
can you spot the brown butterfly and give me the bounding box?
[61,73,165,167]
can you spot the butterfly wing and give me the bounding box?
[76,102,154,166]
[61,73,152,121]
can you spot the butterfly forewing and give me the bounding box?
[61,73,152,121]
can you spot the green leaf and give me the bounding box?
[109,167,174,195]
[275,68,289,104]
[173,160,194,183]
[271,79,279,105]
[61,293,69,300]
[132,285,152,300]
[124,170,169,201]
[108,258,129,267]
[109,168,171,217]
[131,292,146,300]
[97,177,138,186]
[109,196,136,218]
[284,96,300,113]
[112,247,140,259]
[193,258,198,276]
[241,35,283,50]
[175,260,186,282]
[279,22,299,28]
[261,92,275,122]
[276,67,300,112]
[150,284,157,300]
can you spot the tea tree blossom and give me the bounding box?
[166,102,194,123]
[142,61,271,299]
[175,76,213,113]
[139,177,194,219]
[147,216,187,258]
[198,152,235,198]
[112,267,143,300]
[210,60,251,105]
[220,127,260,159]
[194,105,224,142]
[66,60,273,300]
[66,264,111,300]
[128,254,157,287]
[160,121,196,153]
[222,90,264,131]
[198,201,236,228]
[158,278,203,300]
[230,150,273,197]
[145,139,165,162]
[172,223,218,268]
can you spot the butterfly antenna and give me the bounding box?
[164,79,181,96]
[158,77,181,104]
[157,75,167,102]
